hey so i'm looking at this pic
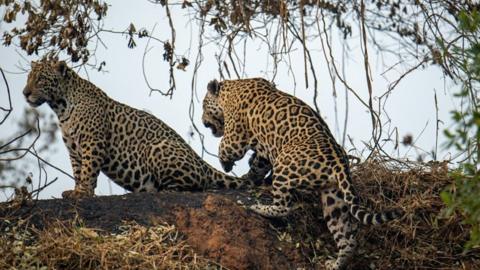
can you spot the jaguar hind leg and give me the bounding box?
[321,187,358,270]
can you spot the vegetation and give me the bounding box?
[0,0,479,266]
[440,8,480,249]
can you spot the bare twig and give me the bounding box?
[141,24,174,97]
[99,29,166,45]
[378,59,428,100]
[0,68,13,125]
[0,117,42,160]
[1,147,74,180]
[0,129,33,151]
[31,177,59,198]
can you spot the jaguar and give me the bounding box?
[22,60,252,199]
[202,77,401,270]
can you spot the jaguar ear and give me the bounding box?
[54,61,69,78]
[207,79,220,96]
[31,61,38,69]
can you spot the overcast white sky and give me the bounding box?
[0,2,457,200]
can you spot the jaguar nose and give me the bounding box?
[23,87,32,98]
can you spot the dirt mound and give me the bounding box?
[1,159,479,269]
[0,190,311,269]
[175,195,302,269]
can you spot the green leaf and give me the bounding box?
[440,190,453,206]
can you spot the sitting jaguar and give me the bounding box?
[202,77,402,270]
[22,60,252,199]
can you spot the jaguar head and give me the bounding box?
[23,60,70,107]
[202,79,225,137]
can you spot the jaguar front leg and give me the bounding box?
[62,138,104,199]
[241,150,272,185]
[62,153,82,198]
[218,134,249,172]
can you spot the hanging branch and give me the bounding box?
[341,42,349,147]
[318,12,376,119]
[299,1,309,89]
[188,17,219,159]
[164,1,176,97]
[285,21,320,114]
[226,36,242,79]
[359,0,381,158]
[315,8,341,138]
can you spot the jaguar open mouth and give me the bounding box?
[203,122,218,136]
[26,97,46,107]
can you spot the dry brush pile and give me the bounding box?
[352,159,479,269]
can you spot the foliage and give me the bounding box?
[442,168,480,249]
[1,1,479,245]
[441,8,480,249]
[1,0,107,63]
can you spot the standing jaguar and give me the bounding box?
[22,60,252,199]
[202,78,402,270]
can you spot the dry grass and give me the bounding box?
[0,220,218,270]
[352,158,479,269]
